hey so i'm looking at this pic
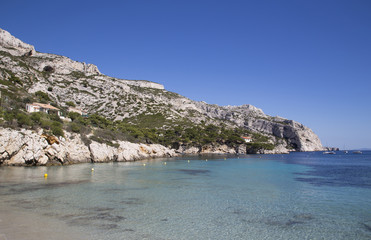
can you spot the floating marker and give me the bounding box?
[187,160,190,163]
[164,162,167,165]
[91,168,94,171]
[44,173,48,178]
[143,163,146,166]
[224,158,226,160]
[205,159,208,162]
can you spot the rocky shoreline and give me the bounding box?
[0,127,177,166]
[0,127,299,167]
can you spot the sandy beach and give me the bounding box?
[0,206,87,240]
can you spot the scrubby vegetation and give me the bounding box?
[0,64,277,152]
[0,92,275,150]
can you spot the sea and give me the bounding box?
[0,151,370,240]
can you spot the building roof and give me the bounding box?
[242,136,252,139]
[30,102,60,110]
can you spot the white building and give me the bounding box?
[26,102,61,116]
[242,136,252,143]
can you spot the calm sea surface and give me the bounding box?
[0,151,370,240]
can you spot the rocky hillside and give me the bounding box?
[0,27,323,156]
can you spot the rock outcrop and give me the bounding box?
[0,28,36,56]
[177,144,238,154]
[0,128,177,166]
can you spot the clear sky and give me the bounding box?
[1,0,370,149]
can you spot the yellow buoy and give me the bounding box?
[164,162,167,165]
[187,160,190,163]
[44,173,48,178]
[143,163,146,166]
[224,158,226,160]
[206,159,208,162]
[91,168,94,171]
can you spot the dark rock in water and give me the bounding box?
[362,222,371,232]
[293,214,314,221]
[98,223,119,230]
[264,213,314,228]
[92,207,115,212]
[177,169,210,175]
[285,219,304,226]
[120,197,143,205]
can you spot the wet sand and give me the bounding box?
[0,207,87,240]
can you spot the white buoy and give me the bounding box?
[91,168,94,171]
[143,163,146,166]
[187,160,190,163]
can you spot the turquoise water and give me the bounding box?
[0,152,370,239]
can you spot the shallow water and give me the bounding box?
[0,152,370,239]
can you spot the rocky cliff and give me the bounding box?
[0,127,177,166]
[0,27,324,163]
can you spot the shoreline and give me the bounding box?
[1,150,338,168]
[0,127,327,167]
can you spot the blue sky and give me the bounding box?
[1,0,370,149]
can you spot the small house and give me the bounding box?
[242,136,252,143]
[26,102,61,116]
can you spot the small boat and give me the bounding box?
[323,151,336,154]
[343,150,348,154]
[352,151,362,154]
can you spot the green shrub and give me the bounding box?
[3,110,15,121]
[70,122,81,133]
[51,125,64,137]
[30,112,42,124]
[9,75,22,86]
[40,119,52,129]
[66,101,76,107]
[68,112,81,121]
[35,91,51,103]
[246,142,274,153]
[81,134,92,146]
[49,113,62,123]
[16,112,31,127]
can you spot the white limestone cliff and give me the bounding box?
[0,128,178,166]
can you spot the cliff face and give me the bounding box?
[0,27,323,156]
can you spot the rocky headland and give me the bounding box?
[0,28,325,166]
